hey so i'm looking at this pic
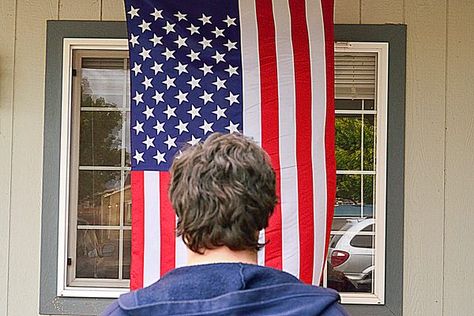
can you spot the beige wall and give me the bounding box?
[0,0,473,315]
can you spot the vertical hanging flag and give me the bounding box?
[125,0,335,290]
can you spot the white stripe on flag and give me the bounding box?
[239,0,265,266]
[143,171,160,286]
[306,0,328,284]
[273,0,300,278]
[175,219,188,268]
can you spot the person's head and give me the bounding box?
[169,132,277,254]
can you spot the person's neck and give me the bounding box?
[186,246,258,266]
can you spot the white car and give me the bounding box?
[328,218,375,290]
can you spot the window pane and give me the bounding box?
[363,114,376,171]
[363,175,375,218]
[336,115,362,170]
[124,112,131,167]
[79,111,123,166]
[81,58,126,108]
[124,172,132,226]
[335,99,362,110]
[363,99,375,110]
[123,230,131,279]
[327,219,375,293]
[78,170,122,226]
[76,229,120,279]
[335,174,361,210]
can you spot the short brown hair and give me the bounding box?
[169,133,277,254]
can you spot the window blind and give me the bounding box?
[335,53,377,99]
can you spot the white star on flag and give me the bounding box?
[187,50,200,62]
[138,20,151,33]
[132,62,142,76]
[225,65,239,77]
[187,135,201,146]
[133,91,143,105]
[224,40,237,51]
[133,150,144,164]
[163,21,176,34]
[174,35,188,48]
[142,105,155,119]
[225,92,239,105]
[200,91,214,104]
[187,104,201,119]
[153,120,165,135]
[162,48,176,60]
[127,6,139,19]
[151,62,163,75]
[175,90,189,104]
[225,121,240,133]
[212,105,227,120]
[213,77,227,90]
[174,62,188,75]
[164,105,177,119]
[175,120,189,134]
[129,34,139,47]
[198,37,212,50]
[132,121,144,135]
[150,34,163,46]
[150,8,163,20]
[199,64,213,76]
[164,135,177,149]
[199,120,214,134]
[142,135,155,149]
[211,27,225,38]
[198,13,212,25]
[152,91,164,104]
[187,24,200,35]
[174,11,187,21]
[162,75,176,89]
[212,51,226,64]
[153,150,166,164]
[139,47,151,61]
[141,76,153,90]
[187,76,201,90]
[223,15,237,27]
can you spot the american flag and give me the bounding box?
[125,0,335,289]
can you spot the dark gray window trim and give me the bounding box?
[336,24,406,316]
[40,21,128,315]
[40,21,406,315]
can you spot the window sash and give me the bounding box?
[57,39,389,303]
[324,42,389,305]
[57,39,129,298]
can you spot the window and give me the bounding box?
[41,22,405,316]
[57,39,131,298]
[322,43,388,305]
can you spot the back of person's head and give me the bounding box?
[169,132,277,254]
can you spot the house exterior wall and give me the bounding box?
[0,0,472,315]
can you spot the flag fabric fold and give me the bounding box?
[125,0,335,290]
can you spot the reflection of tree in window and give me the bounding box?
[336,116,375,204]
[78,92,123,217]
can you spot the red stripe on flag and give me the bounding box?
[289,0,315,284]
[255,0,282,270]
[131,171,144,290]
[159,171,175,275]
[321,0,336,261]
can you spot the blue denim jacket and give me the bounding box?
[102,263,349,315]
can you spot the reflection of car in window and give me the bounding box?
[329,218,374,291]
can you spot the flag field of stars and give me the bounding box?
[126,0,244,171]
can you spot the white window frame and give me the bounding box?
[57,38,129,298]
[325,42,389,305]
